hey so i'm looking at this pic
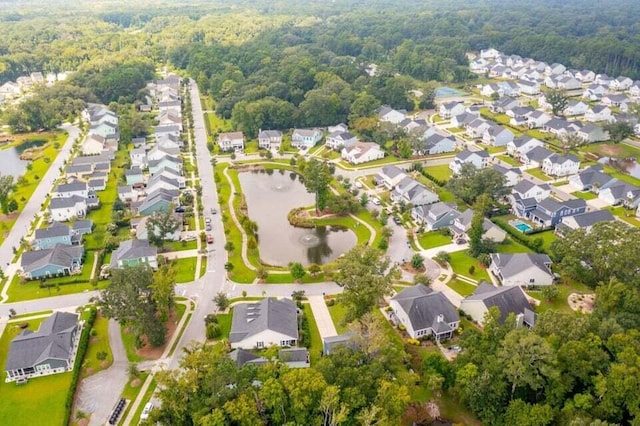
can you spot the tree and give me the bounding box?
[468,208,485,258]
[151,264,176,322]
[214,292,230,310]
[546,89,569,116]
[301,159,333,214]
[560,132,585,155]
[146,207,180,248]
[0,174,15,215]
[433,251,451,266]
[541,285,559,302]
[335,246,399,321]
[289,262,306,281]
[603,121,635,143]
[413,273,431,287]
[411,253,424,270]
[447,164,508,205]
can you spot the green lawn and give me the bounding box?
[571,191,598,200]
[302,304,322,364]
[487,145,507,154]
[448,250,491,282]
[327,301,349,334]
[161,239,198,252]
[425,164,452,181]
[526,280,592,313]
[608,206,640,227]
[199,256,207,278]
[525,167,553,181]
[417,230,451,250]
[336,154,400,169]
[0,318,71,426]
[446,278,477,296]
[6,273,108,303]
[604,165,640,187]
[497,155,521,167]
[312,215,371,246]
[123,377,157,425]
[216,309,233,340]
[580,141,640,160]
[497,238,534,254]
[171,256,198,283]
[116,371,150,425]
[82,314,113,377]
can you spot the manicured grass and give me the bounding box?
[525,167,553,181]
[425,164,452,181]
[526,280,592,313]
[204,111,233,134]
[608,206,640,227]
[199,256,207,278]
[327,301,349,334]
[336,154,400,169]
[171,256,198,283]
[446,278,477,296]
[448,250,491,281]
[302,304,322,364]
[417,230,451,249]
[125,378,157,425]
[82,314,113,377]
[6,273,108,303]
[216,309,233,340]
[161,239,198,252]
[44,251,94,285]
[487,145,507,154]
[0,317,70,426]
[571,191,598,200]
[312,215,371,246]
[603,165,640,187]
[497,155,521,167]
[497,238,534,254]
[580,141,640,159]
[116,371,150,425]
[8,309,52,320]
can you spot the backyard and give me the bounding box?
[416,230,451,250]
[448,250,491,282]
[171,256,198,283]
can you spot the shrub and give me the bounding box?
[206,323,221,339]
[96,351,107,361]
[326,299,336,307]
[468,265,476,275]
[204,314,219,324]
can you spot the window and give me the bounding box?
[529,278,535,283]
[256,341,264,348]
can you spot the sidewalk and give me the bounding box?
[307,295,337,339]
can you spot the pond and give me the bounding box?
[238,169,357,266]
[0,146,29,178]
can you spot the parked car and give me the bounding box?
[206,223,212,231]
[141,402,154,420]
[174,206,185,213]
[355,182,363,189]
[205,217,211,224]
[393,216,402,225]
[207,234,214,244]
[371,197,381,205]
[211,208,217,214]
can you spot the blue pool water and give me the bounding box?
[514,222,532,233]
[435,87,464,97]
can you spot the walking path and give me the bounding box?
[75,319,129,426]
[307,295,337,339]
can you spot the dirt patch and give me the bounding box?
[0,212,19,223]
[134,310,180,360]
[129,378,142,388]
[598,144,625,157]
[75,418,89,426]
[401,263,424,275]
[568,293,595,313]
[100,360,110,369]
[84,367,94,376]
[89,336,99,344]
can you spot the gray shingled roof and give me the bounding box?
[465,282,532,323]
[392,285,459,332]
[21,244,83,273]
[50,195,86,210]
[568,210,615,228]
[110,239,157,268]
[6,312,78,371]
[380,165,405,179]
[229,348,265,367]
[490,253,552,281]
[229,298,298,344]
[35,224,71,240]
[54,182,87,193]
[72,220,93,232]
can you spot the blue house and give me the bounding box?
[136,189,180,216]
[72,220,93,236]
[34,223,73,250]
[20,244,84,280]
[423,133,456,155]
[125,167,144,186]
[514,196,587,229]
[148,156,182,175]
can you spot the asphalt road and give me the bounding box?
[0,123,80,277]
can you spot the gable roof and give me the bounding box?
[6,312,78,371]
[490,253,553,280]
[563,209,615,229]
[229,298,298,343]
[464,282,532,323]
[391,285,459,331]
[111,239,157,266]
[49,195,86,210]
[523,146,553,163]
[21,244,83,273]
[35,224,71,240]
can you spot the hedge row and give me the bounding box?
[63,307,97,426]
[420,170,446,187]
[491,217,552,257]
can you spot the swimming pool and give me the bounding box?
[511,220,532,233]
[435,87,464,97]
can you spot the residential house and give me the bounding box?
[507,106,535,126]
[576,70,596,82]
[125,167,144,186]
[521,146,554,168]
[158,110,182,131]
[229,298,298,349]
[507,136,544,159]
[326,131,358,150]
[525,197,587,228]
[518,79,540,95]
[291,129,323,149]
[80,134,105,156]
[147,145,174,162]
[482,124,514,147]
[0,81,21,99]
[391,177,439,206]
[422,133,457,155]
[5,312,80,382]
[49,196,88,222]
[411,202,460,231]
[526,110,552,129]
[569,165,616,192]
[153,167,186,188]
[228,348,310,369]
[148,156,182,175]
[564,100,589,116]
[584,105,614,123]
[33,224,74,250]
[602,93,630,108]
[577,124,610,143]
[376,165,407,189]
[89,122,119,141]
[134,214,182,241]
[449,150,490,174]
[439,101,466,119]
[470,58,489,73]
[480,48,501,59]
[154,125,181,141]
[582,84,608,101]
[541,154,580,177]
[389,285,459,341]
[130,148,147,169]
[328,123,348,133]
[341,142,385,165]
[490,96,519,114]
[512,179,552,202]
[628,81,640,98]
[556,76,581,91]
[118,186,136,203]
[146,174,181,193]
[489,253,554,286]
[53,182,88,200]
[598,181,637,206]
[322,333,358,355]
[136,189,180,216]
[542,118,580,139]
[611,76,634,91]
[556,210,615,235]
[21,244,83,280]
[65,164,93,180]
[217,132,245,152]
[481,83,502,98]
[460,283,534,325]
[492,164,522,187]
[451,112,478,128]
[450,209,506,244]
[110,239,158,270]
[158,100,181,112]
[88,179,106,192]
[378,106,407,124]
[546,63,566,75]
[465,118,492,139]
[257,130,283,150]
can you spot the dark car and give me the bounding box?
[206,223,212,231]
[174,206,185,213]
[393,216,402,225]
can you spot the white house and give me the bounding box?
[257,130,283,150]
[526,111,552,129]
[541,154,580,177]
[492,164,522,187]
[611,76,634,91]
[49,196,87,222]
[439,101,466,119]
[564,100,589,116]
[480,48,501,59]
[460,283,534,325]
[512,179,552,202]
[389,285,459,341]
[341,142,385,165]
[489,253,554,286]
[449,150,490,174]
[482,125,514,147]
[378,106,407,124]
[291,129,322,149]
[229,298,299,349]
[326,131,358,150]
[576,124,609,143]
[376,165,407,189]
[518,79,541,95]
[584,105,614,123]
[130,148,147,169]
[218,132,245,151]
[53,182,88,199]
[576,70,596,82]
[507,136,544,159]
[466,119,492,139]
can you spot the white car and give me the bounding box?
[371,197,381,205]
[355,182,363,189]
[141,402,153,420]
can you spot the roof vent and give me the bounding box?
[437,314,444,323]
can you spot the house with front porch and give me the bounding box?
[341,142,385,165]
[569,165,616,192]
[489,253,554,287]
[326,131,358,150]
[511,179,552,203]
[584,105,614,123]
[541,154,580,177]
[291,129,323,149]
[258,130,283,150]
[450,209,506,244]
[611,76,634,91]
[49,196,88,222]
[526,110,552,129]
[576,70,596,82]
[411,202,460,231]
[576,124,609,143]
[439,101,466,119]
[218,132,245,151]
[564,100,589,117]
[525,197,587,228]
[507,136,544,159]
[110,239,158,270]
[465,118,492,139]
[125,167,144,186]
[582,84,608,101]
[492,164,522,187]
[422,133,457,155]
[20,244,84,279]
[449,150,490,174]
[521,146,554,168]
[376,165,407,189]
[391,177,439,207]
[389,285,459,341]
[482,124,514,147]
[378,106,407,124]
